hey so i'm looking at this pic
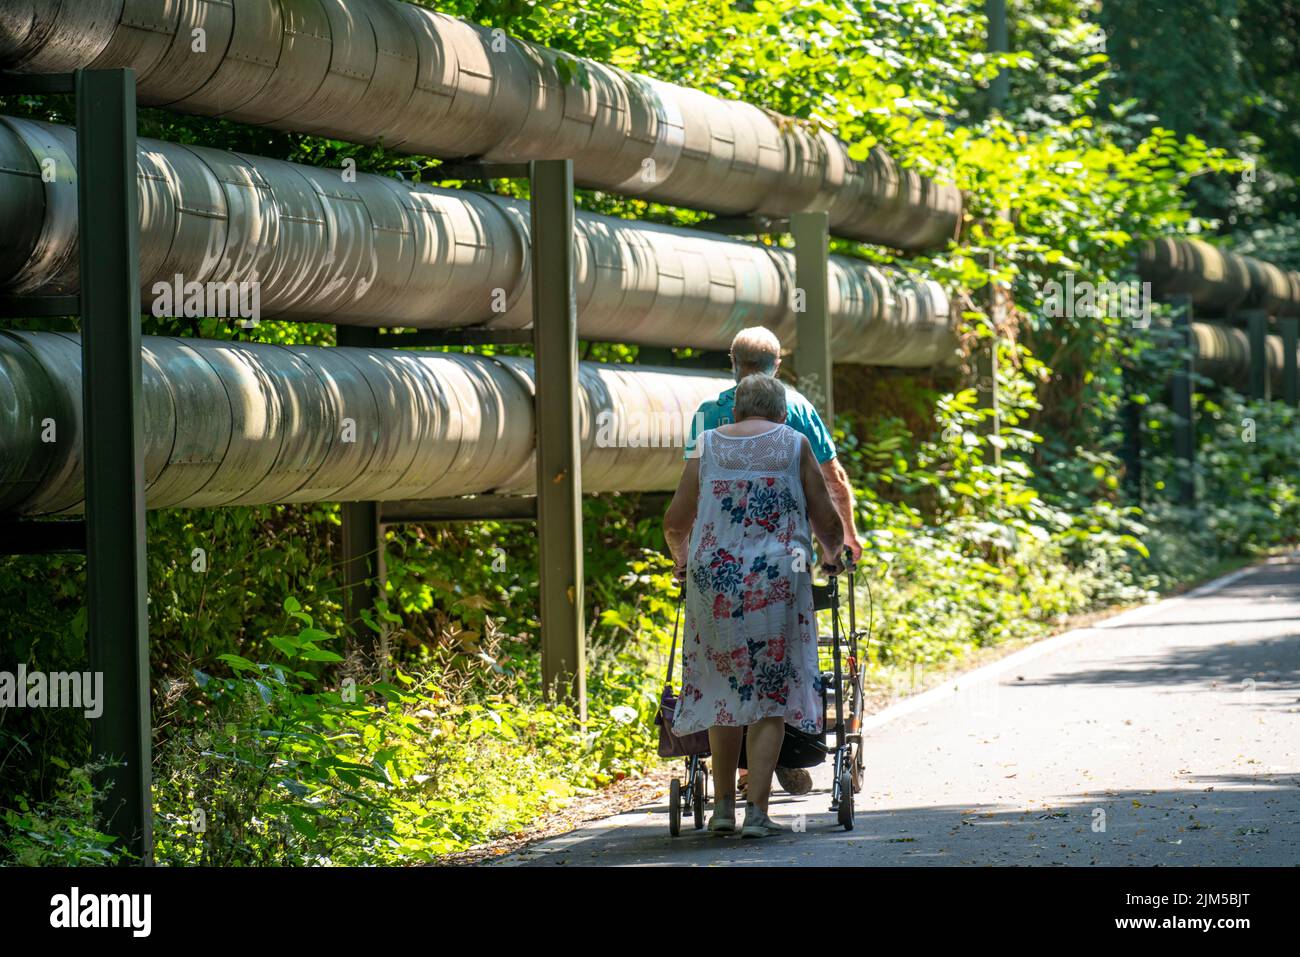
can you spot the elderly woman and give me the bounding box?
[664,373,845,837]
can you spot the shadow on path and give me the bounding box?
[1012,632,1300,702]
[505,774,1300,867]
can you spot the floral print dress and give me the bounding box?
[671,423,822,737]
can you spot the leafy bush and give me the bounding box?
[150,584,673,864]
[0,755,127,866]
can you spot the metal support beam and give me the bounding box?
[436,161,532,182]
[986,0,1009,112]
[0,519,87,554]
[1246,310,1270,401]
[336,326,383,638]
[673,350,732,370]
[978,253,1002,480]
[337,327,380,347]
[791,211,833,422]
[1171,296,1196,506]
[529,159,586,719]
[375,328,533,348]
[381,496,538,525]
[339,499,383,636]
[0,294,81,318]
[694,214,790,236]
[976,342,1000,417]
[76,68,151,863]
[637,346,674,365]
[1120,362,1143,504]
[0,71,75,95]
[1282,316,1299,407]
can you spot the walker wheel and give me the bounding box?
[837,770,854,830]
[669,778,682,836]
[692,766,707,830]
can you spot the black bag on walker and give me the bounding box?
[737,724,825,770]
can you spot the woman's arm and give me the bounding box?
[663,456,701,577]
[800,435,845,566]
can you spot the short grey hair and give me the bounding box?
[733,374,787,422]
[730,326,781,376]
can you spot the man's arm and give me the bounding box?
[820,457,862,562]
[800,438,845,564]
[792,396,862,562]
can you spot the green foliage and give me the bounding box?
[835,342,1153,672]
[152,591,673,863]
[1097,0,1300,230]
[4,0,1300,865]
[0,755,127,866]
[1134,388,1300,585]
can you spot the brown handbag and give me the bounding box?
[654,587,712,758]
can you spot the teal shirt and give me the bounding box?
[684,383,836,463]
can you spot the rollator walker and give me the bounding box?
[656,551,868,834]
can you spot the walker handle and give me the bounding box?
[821,545,855,577]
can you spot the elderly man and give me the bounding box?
[684,327,862,561]
[681,326,863,796]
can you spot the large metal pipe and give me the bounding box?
[0,0,962,252]
[0,331,732,516]
[1139,239,1300,317]
[0,116,958,368]
[2,323,1284,518]
[1190,320,1291,393]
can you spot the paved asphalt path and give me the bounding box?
[497,555,1300,866]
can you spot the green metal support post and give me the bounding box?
[1171,296,1197,506]
[336,325,384,640]
[978,253,1003,482]
[339,499,383,636]
[986,0,1009,113]
[76,68,152,863]
[529,159,586,719]
[1120,360,1143,503]
[791,211,833,422]
[1246,310,1269,401]
[1282,316,1299,407]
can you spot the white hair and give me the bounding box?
[733,374,788,422]
[730,326,781,376]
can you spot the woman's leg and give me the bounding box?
[708,726,743,802]
[744,715,786,814]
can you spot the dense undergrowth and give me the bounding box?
[3,0,1298,863]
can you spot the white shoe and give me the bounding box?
[741,803,788,838]
[707,797,736,833]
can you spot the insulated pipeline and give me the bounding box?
[0,325,1290,517]
[1138,239,1300,317]
[1190,320,1292,394]
[0,116,958,368]
[0,331,732,516]
[0,0,962,252]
